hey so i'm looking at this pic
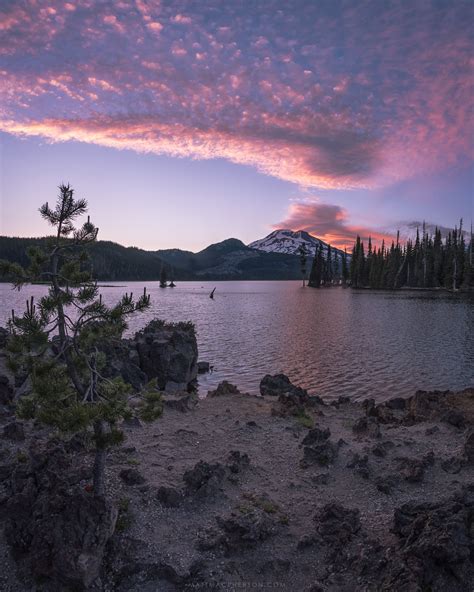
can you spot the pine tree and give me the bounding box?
[341,249,349,286]
[308,244,323,287]
[159,264,168,288]
[298,244,308,287]
[0,184,162,495]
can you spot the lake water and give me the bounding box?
[0,281,473,402]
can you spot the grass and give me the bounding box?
[16,451,28,463]
[116,497,133,532]
[126,458,140,466]
[295,410,314,429]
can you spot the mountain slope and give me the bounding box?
[0,236,305,281]
[249,229,348,259]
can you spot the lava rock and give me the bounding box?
[314,503,361,546]
[134,319,198,390]
[208,381,242,397]
[120,468,146,486]
[376,474,397,494]
[300,425,338,467]
[260,373,296,397]
[2,421,25,441]
[5,442,117,590]
[396,457,425,483]
[352,416,381,439]
[227,450,250,474]
[346,453,370,479]
[156,485,182,508]
[197,361,210,374]
[183,461,226,498]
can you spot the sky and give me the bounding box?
[0,0,473,251]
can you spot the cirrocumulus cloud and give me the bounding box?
[0,0,472,190]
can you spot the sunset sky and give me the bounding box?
[0,0,472,251]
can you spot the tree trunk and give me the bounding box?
[93,420,107,495]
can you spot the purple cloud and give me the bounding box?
[0,1,472,190]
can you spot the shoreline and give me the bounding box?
[1,279,473,294]
[1,376,473,591]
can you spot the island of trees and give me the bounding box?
[308,222,473,291]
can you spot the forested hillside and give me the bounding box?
[0,236,303,281]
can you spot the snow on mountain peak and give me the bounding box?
[248,229,347,258]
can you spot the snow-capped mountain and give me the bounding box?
[248,229,348,259]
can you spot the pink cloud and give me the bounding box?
[275,202,394,249]
[0,0,472,191]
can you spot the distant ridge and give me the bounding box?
[0,235,305,282]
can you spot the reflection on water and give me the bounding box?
[1,281,473,401]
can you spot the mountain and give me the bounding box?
[248,229,348,259]
[157,238,304,280]
[0,236,305,281]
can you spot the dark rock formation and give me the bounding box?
[376,474,398,494]
[300,426,338,467]
[199,506,281,553]
[2,420,25,441]
[395,457,425,483]
[183,461,226,499]
[260,373,296,397]
[262,374,323,419]
[391,487,474,590]
[313,503,360,547]
[156,485,182,508]
[197,361,210,374]
[207,381,242,397]
[226,450,250,474]
[352,416,381,438]
[96,338,147,391]
[119,468,146,486]
[134,320,198,391]
[5,442,116,590]
[346,452,370,479]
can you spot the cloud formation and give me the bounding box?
[0,0,473,190]
[274,202,391,248]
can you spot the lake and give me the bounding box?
[0,281,473,402]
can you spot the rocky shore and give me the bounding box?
[0,325,473,591]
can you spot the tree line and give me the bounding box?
[349,222,473,290]
[307,244,349,287]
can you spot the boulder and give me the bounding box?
[300,427,338,467]
[134,320,198,391]
[201,506,280,551]
[352,416,381,438]
[5,442,116,590]
[395,457,425,483]
[376,474,398,494]
[197,361,210,374]
[260,373,295,397]
[183,461,226,499]
[346,453,370,479]
[119,468,146,486]
[314,503,361,546]
[226,450,250,474]
[207,381,242,397]
[392,490,473,587]
[156,485,182,508]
